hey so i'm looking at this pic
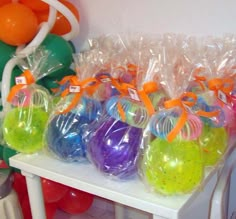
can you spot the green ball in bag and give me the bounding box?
[142,138,203,195]
[198,125,228,166]
[3,107,49,153]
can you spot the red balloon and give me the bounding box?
[0,0,11,7]
[58,188,94,214]
[45,202,58,219]
[0,160,9,168]
[35,0,80,35]
[21,194,32,219]
[41,178,69,203]
[19,0,49,11]
[0,3,38,46]
[12,172,28,202]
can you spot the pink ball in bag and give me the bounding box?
[11,88,31,107]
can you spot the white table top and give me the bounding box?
[9,151,220,218]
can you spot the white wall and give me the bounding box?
[70,0,236,50]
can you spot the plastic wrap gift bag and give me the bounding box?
[86,34,145,102]
[179,36,229,166]
[140,92,205,195]
[2,47,62,153]
[43,49,122,162]
[139,39,205,195]
[44,73,102,162]
[186,37,236,166]
[85,47,165,180]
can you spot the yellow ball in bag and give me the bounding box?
[141,138,203,195]
[198,125,228,166]
[3,107,49,153]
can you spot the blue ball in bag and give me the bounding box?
[46,112,90,162]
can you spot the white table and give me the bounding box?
[9,150,224,219]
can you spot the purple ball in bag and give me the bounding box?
[87,117,142,179]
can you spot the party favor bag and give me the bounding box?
[3,46,62,153]
[85,35,164,180]
[140,35,204,195]
[187,36,233,166]
[44,50,104,162]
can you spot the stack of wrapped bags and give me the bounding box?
[2,34,236,196]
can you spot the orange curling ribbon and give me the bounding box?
[7,70,35,102]
[194,75,206,91]
[192,67,206,91]
[50,75,76,94]
[164,92,197,142]
[208,77,234,105]
[57,75,75,86]
[59,76,97,114]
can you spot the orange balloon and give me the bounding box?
[19,0,49,11]
[0,0,11,7]
[35,0,80,35]
[0,3,39,46]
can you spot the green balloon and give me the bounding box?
[141,138,203,195]
[199,125,228,166]
[10,66,22,88]
[0,40,16,80]
[41,34,74,80]
[3,146,18,166]
[0,144,4,159]
[68,41,76,53]
[3,107,49,154]
[3,146,21,173]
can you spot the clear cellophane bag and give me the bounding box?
[2,46,63,154]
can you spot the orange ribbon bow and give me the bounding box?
[58,75,97,114]
[164,92,197,142]
[164,92,219,142]
[7,70,35,102]
[208,77,234,105]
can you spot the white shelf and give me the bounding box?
[9,151,220,219]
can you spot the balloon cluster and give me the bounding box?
[41,178,94,217]
[0,0,79,46]
[12,173,94,219]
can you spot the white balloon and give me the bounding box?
[1,58,20,111]
[42,0,80,41]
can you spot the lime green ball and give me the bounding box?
[198,125,228,166]
[3,107,49,153]
[141,138,203,195]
